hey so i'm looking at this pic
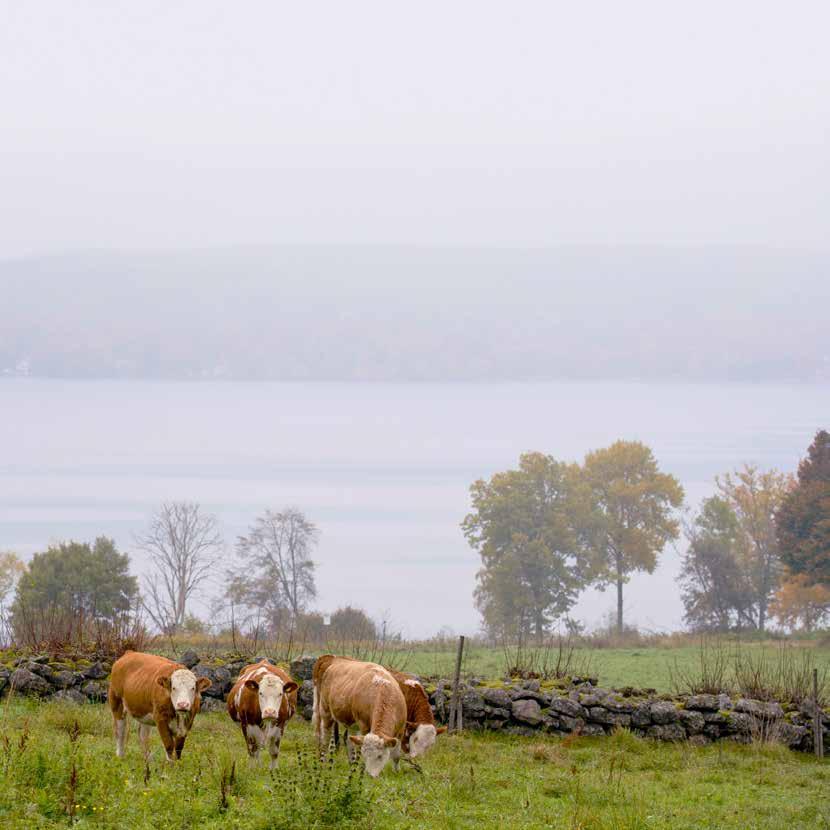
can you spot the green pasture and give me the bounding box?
[0,699,827,829]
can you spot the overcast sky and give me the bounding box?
[2,1,828,258]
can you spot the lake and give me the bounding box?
[2,379,827,636]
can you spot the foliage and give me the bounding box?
[0,701,828,829]
[678,496,756,631]
[135,502,224,634]
[716,465,793,632]
[462,452,595,642]
[770,574,830,633]
[0,551,26,645]
[328,606,379,641]
[777,428,830,586]
[11,538,139,648]
[582,440,684,632]
[229,508,318,628]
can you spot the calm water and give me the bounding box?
[2,379,827,636]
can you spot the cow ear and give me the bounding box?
[245,679,259,691]
[383,737,399,749]
[157,675,171,690]
[436,726,447,735]
[348,734,363,746]
[283,681,298,695]
[197,677,212,693]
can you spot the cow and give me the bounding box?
[388,668,446,759]
[108,650,211,761]
[226,660,298,769]
[312,654,406,778]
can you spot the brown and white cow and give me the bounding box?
[312,654,406,778]
[388,669,446,759]
[108,650,211,761]
[226,660,298,769]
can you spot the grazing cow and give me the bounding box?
[388,669,446,759]
[226,660,298,769]
[312,654,406,778]
[108,650,211,761]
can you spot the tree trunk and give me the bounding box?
[616,576,624,634]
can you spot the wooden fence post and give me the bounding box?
[449,635,465,733]
[814,668,824,761]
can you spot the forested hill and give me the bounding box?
[2,245,828,382]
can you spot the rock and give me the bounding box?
[49,671,77,689]
[511,698,543,726]
[289,655,317,682]
[678,709,705,734]
[199,697,225,713]
[83,662,108,680]
[580,723,606,737]
[558,715,585,733]
[27,661,56,681]
[703,723,723,739]
[630,704,652,729]
[577,692,605,707]
[302,704,314,721]
[588,708,630,727]
[484,705,511,720]
[687,734,711,747]
[194,665,231,698]
[717,694,733,711]
[460,690,487,721]
[542,715,561,732]
[53,689,88,705]
[510,688,550,705]
[503,724,538,737]
[777,723,809,750]
[522,679,541,692]
[549,697,588,720]
[734,699,784,720]
[179,650,200,669]
[702,711,728,724]
[649,701,679,725]
[684,694,720,711]
[298,679,314,709]
[602,696,635,714]
[480,688,513,709]
[81,680,108,701]
[723,712,752,734]
[0,668,10,695]
[571,676,598,687]
[647,723,686,741]
[9,668,51,696]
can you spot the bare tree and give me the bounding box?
[232,508,318,625]
[136,502,223,633]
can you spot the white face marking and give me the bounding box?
[361,733,396,778]
[408,724,437,758]
[256,674,285,721]
[235,665,271,709]
[170,669,198,712]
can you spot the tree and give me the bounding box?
[582,440,684,634]
[678,497,756,631]
[716,465,792,632]
[136,502,223,634]
[777,429,830,586]
[328,606,378,641]
[0,551,26,643]
[11,538,138,645]
[769,574,830,633]
[231,508,318,627]
[462,452,594,642]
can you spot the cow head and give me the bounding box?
[158,669,211,712]
[348,732,399,778]
[406,723,446,758]
[245,674,298,722]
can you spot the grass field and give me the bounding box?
[389,641,830,692]
[0,699,827,829]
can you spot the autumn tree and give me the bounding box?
[136,502,224,634]
[582,440,684,634]
[716,465,792,632]
[776,429,830,586]
[11,538,138,645]
[769,574,830,632]
[678,497,755,631]
[229,508,318,629]
[462,452,595,642]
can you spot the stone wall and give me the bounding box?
[2,652,827,754]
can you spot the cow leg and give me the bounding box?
[156,720,177,761]
[243,724,260,762]
[138,723,152,760]
[174,736,186,760]
[346,727,358,764]
[267,732,282,770]
[114,716,128,758]
[317,710,334,760]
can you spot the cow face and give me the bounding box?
[159,669,209,712]
[407,723,445,758]
[246,674,298,722]
[349,732,398,778]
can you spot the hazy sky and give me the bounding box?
[2,1,829,258]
